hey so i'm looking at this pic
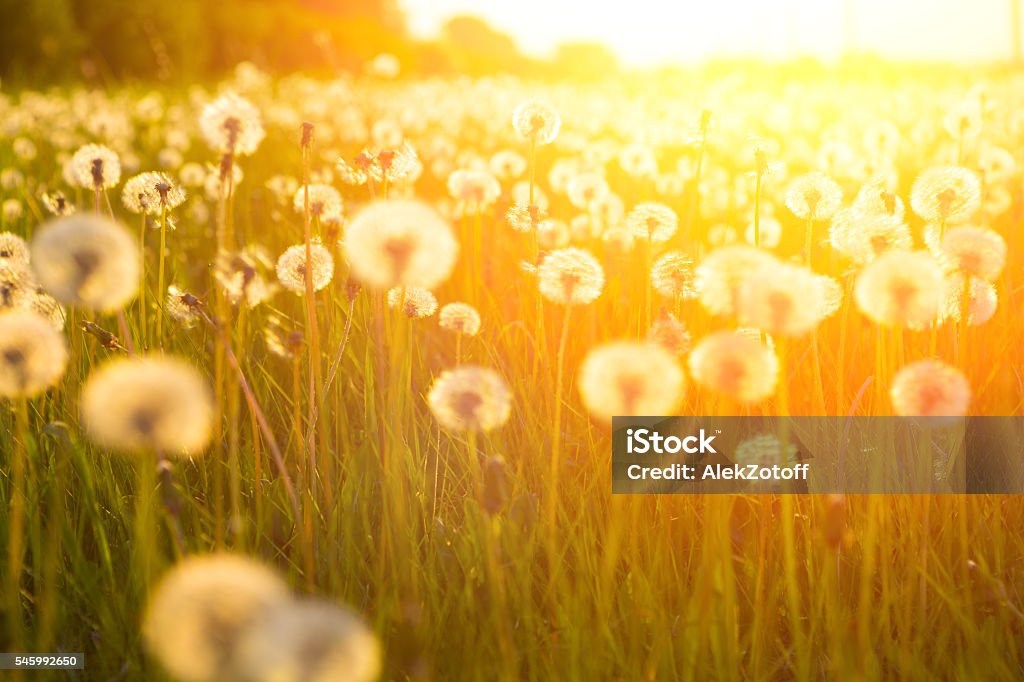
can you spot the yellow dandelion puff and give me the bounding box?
[199,92,265,156]
[166,286,199,328]
[0,232,29,266]
[784,171,842,221]
[538,248,605,305]
[854,250,945,328]
[293,184,343,221]
[651,251,697,299]
[937,226,1006,281]
[427,366,512,432]
[122,172,187,215]
[142,554,290,682]
[68,143,121,189]
[233,599,381,682]
[81,356,214,457]
[275,243,334,295]
[942,276,997,326]
[891,359,971,417]
[829,208,911,265]
[447,169,501,209]
[688,331,779,403]
[910,166,981,223]
[386,286,438,318]
[512,100,561,144]
[694,246,777,317]
[626,202,678,242]
[737,262,827,337]
[0,310,68,398]
[439,302,481,336]
[647,311,692,356]
[344,199,458,290]
[30,214,139,312]
[578,342,685,421]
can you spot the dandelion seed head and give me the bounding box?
[688,331,779,403]
[647,311,692,356]
[784,171,842,221]
[737,262,827,337]
[578,342,685,422]
[166,286,199,328]
[505,202,546,233]
[233,600,381,682]
[853,180,905,220]
[626,202,678,242]
[937,226,1006,281]
[439,302,481,336]
[447,168,500,209]
[293,184,343,221]
[30,214,139,312]
[891,359,971,418]
[829,208,912,265]
[910,166,981,223]
[215,248,277,308]
[122,172,186,215]
[854,250,945,328]
[428,366,512,432]
[538,247,604,305]
[344,199,458,290]
[0,232,29,266]
[199,92,265,156]
[143,554,290,682]
[81,356,214,457]
[68,143,121,189]
[28,289,65,331]
[512,100,561,144]
[695,246,776,317]
[276,243,334,295]
[386,286,438,318]
[942,276,997,326]
[651,251,696,300]
[0,309,67,398]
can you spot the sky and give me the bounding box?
[403,0,1018,65]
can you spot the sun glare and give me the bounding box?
[407,0,1015,64]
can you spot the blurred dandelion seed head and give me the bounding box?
[344,199,457,290]
[0,309,67,398]
[688,331,779,403]
[30,213,139,312]
[578,342,685,421]
[538,247,605,305]
[81,356,214,457]
[428,365,512,432]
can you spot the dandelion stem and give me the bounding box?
[6,398,29,651]
[547,305,573,559]
[138,213,147,346]
[156,202,168,348]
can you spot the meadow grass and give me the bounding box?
[1,71,1024,680]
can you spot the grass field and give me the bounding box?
[1,64,1024,680]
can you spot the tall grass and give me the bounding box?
[1,71,1024,681]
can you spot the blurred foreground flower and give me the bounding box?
[890,359,971,418]
[428,366,511,432]
[688,331,779,403]
[81,356,214,457]
[344,199,457,290]
[578,342,684,421]
[0,309,67,398]
[30,214,139,312]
